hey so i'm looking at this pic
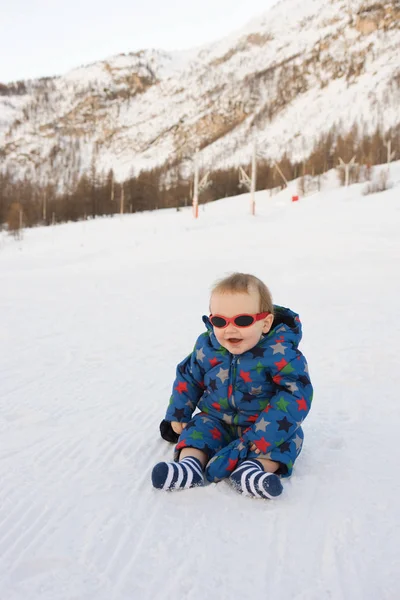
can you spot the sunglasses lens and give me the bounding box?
[210,316,227,328]
[234,315,255,327]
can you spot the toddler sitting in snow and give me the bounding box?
[151,272,313,499]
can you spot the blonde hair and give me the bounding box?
[211,272,274,314]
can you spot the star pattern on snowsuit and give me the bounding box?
[255,417,271,432]
[202,443,215,457]
[173,408,186,420]
[222,414,233,425]
[296,397,308,411]
[282,362,295,375]
[254,438,271,453]
[241,392,256,403]
[227,458,238,471]
[209,378,218,391]
[216,397,228,410]
[275,358,288,370]
[285,381,299,393]
[298,374,311,386]
[279,441,291,453]
[249,346,265,358]
[293,434,303,452]
[277,416,293,433]
[276,396,290,412]
[255,361,264,374]
[196,348,206,362]
[270,342,286,355]
[200,415,213,423]
[251,386,262,395]
[175,381,188,394]
[178,362,187,375]
[247,414,259,423]
[209,357,221,367]
[240,370,252,383]
[216,367,229,383]
[211,427,222,440]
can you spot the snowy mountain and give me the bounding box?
[1,163,400,599]
[0,0,399,186]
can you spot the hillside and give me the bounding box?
[0,0,399,187]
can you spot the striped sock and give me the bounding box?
[229,459,283,499]
[151,457,204,491]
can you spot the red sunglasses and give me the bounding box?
[209,312,269,328]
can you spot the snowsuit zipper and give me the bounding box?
[228,355,238,410]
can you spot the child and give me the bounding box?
[151,273,313,499]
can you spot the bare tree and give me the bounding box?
[7,202,23,239]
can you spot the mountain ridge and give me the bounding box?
[0,0,399,187]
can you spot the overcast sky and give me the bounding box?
[0,0,279,83]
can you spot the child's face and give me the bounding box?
[210,289,274,355]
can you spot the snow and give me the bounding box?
[1,162,400,600]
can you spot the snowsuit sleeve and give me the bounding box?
[165,333,207,424]
[243,351,313,452]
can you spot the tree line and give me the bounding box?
[1,124,399,234]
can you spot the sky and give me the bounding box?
[0,0,280,83]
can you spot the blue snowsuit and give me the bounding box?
[165,306,313,483]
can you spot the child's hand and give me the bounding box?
[171,421,187,435]
[249,443,261,454]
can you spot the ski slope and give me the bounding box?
[1,164,400,600]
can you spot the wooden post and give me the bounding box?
[110,173,115,216]
[385,140,395,170]
[120,184,124,215]
[239,140,257,215]
[273,161,289,187]
[193,151,199,219]
[192,149,211,218]
[338,156,356,186]
[250,141,256,216]
[43,191,47,222]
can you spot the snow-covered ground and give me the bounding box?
[1,163,400,600]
